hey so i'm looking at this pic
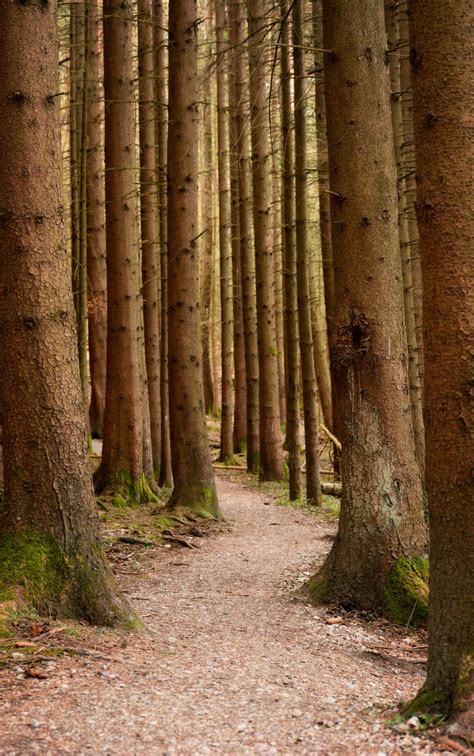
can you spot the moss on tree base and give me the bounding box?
[382,555,429,627]
[166,483,222,521]
[0,531,137,628]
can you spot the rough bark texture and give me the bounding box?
[167,0,220,518]
[314,0,426,609]
[228,22,247,454]
[280,0,301,501]
[138,0,161,473]
[385,1,425,478]
[247,0,283,481]
[410,0,474,718]
[86,0,107,438]
[154,0,173,488]
[0,0,131,625]
[98,0,145,489]
[232,0,260,472]
[215,0,235,462]
[293,0,322,506]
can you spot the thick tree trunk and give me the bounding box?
[409,0,474,719]
[167,0,220,518]
[0,0,131,625]
[86,0,107,438]
[215,0,235,462]
[231,0,260,472]
[280,0,301,501]
[293,0,322,505]
[138,0,161,473]
[247,0,283,481]
[98,0,145,490]
[312,0,426,609]
[154,0,173,488]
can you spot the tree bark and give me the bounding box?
[86,0,107,438]
[293,0,322,505]
[247,0,283,481]
[280,0,301,501]
[138,0,161,473]
[314,0,426,609]
[409,0,474,718]
[0,0,131,625]
[167,0,220,518]
[97,0,145,491]
[215,0,235,462]
[231,0,260,472]
[154,0,173,488]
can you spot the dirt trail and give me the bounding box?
[0,473,436,754]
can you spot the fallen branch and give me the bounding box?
[321,481,342,496]
[320,424,342,450]
[117,536,157,547]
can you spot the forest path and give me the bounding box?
[1,473,435,754]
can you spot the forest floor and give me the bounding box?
[0,469,456,755]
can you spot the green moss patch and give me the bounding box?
[0,532,68,612]
[382,555,429,627]
[306,574,330,604]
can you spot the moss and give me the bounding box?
[97,469,159,505]
[382,555,429,627]
[306,574,330,603]
[0,532,68,613]
[112,494,131,509]
[402,686,444,718]
[166,483,221,520]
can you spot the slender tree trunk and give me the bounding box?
[312,0,426,609]
[247,0,283,481]
[97,0,145,490]
[385,1,425,478]
[293,0,322,505]
[272,166,287,426]
[215,0,234,461]
[86,0,107,438]
[138,0,161,473]
[200,15,216,416]
[154,0,173,488]
[280,0,301,501]
[167,0,220,518]
[231,0,260,472]
[228,30,247,454]
[409,0,474,719]
[0,0,131,625]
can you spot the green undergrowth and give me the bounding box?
[382,555,429,627]
[256,479,340,518]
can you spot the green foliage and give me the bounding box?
[0,532,67,611]
[306,574,329,603]
[382,555,429,627]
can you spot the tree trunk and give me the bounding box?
[167,0,220,518]
[154,0,173,488]
[0,0,131,625]
[280,0,301,501]
[409,0,474,718]
[97,0,145,491]
[293,0,322,506]
[138,0,161,473]
[231,0,260,472]
[385,1,425,479]
[312,0,426,609]
[228,28,248,455]
[247,0,283,481]
[215,0,235,462]
[86,0,107,438]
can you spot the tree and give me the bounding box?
[293,0,322,505]
[309,0,426,610]
[167,0,221,518]
[230,0,260,473]
[409,0,473,720]
[247,0,284,481]
[279,0,301,501]
[0,0,131,625]
[138,0,161,473]
[215,0,235,462]
[96,0,147,493]
[86,0,107,438]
